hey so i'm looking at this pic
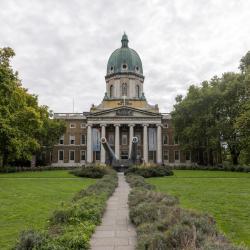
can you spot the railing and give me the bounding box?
[54,113,86,119]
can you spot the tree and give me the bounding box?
[0,47,65,167]
[172,51,250,166]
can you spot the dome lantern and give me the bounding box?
[121,33,129,48]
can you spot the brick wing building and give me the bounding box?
[51,34,191,166]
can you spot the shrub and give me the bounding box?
[125,165,173,178]
[126,173,246,250]
[126,173,154,190]
[170,164,250,173]
[15,169,118,249]
[15,230,50,250]
[70,165,112,178]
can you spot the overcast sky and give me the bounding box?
[1,0,250,113]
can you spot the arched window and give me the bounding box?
[110,85,114,98]
[122,83,127,96]
[136,85,140,98]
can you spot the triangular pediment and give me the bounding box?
[87,106,161,118]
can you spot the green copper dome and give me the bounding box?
[106,33,143,76]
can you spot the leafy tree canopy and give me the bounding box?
[172,51,250,165]
[0,47,65,167]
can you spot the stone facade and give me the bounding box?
[50,34,192,167]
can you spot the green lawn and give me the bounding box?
[147,170,250,248]
[0,170,95,249]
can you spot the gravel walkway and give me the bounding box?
[90,172,136,250]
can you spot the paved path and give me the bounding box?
[90,173,136,250]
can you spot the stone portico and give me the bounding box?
[86,106,163,164]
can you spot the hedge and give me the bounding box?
[126,174,247,250]
[70,165,112,178]
[0,166,80,173]
[125,165,173,178]
[14,169,118,250]
[169,164,250,173]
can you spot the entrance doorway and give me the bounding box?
[120,150,129,159]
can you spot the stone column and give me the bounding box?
[115,124,120,159]
[87,124,93,163]
[143,124,148,164]
[100,124,106,164]
[128,124,135,156]
[156,124,162,164]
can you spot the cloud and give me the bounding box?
[0,0,250,113]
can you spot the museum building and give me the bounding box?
[51,34,191,166]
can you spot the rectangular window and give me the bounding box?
[174,150,180,161]
[58,150,64,161]
[81,134,86,145]
[69,150,75,161]
[80,150,86,161]
[80,123,86,128]
[70,123,76,128]
[164,150,169,161]
[59,135,64,145]
[163,135,168,145]
[186,151,191,161]
[70,135,75,145]
[108,133,114,145]
[95,151,100,161]
[122,134,127,145]
[135,132,141,145]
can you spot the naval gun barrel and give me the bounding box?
[129,137,139,164]
[101,137,118,165]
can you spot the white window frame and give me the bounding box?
[80,123,86,128]
[81,134,86,145]
[69,135,75,145]
[163,134,168,145]
[70,123,76,128]
[69,150,75,163]
[174,150,180,163]
[174,136,179,145]
[58,150,64,163]
[163,150,169,162]
[59,135,64,145]
[122,133,128,145]
[80,150,86,162]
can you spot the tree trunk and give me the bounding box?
[230,146,240,165]
[2,150,8,168]
[232,153,239,165]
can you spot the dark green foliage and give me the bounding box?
[125,165,173,178]
[73,172,118,200]
[15,170,118,249]
[170,164,250,172]
[70,165,112,178]
[14,230,48,250]
[172,52,250,166]
[0,47,66,168]
[127,174,246,250]
[125,173,155,190]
